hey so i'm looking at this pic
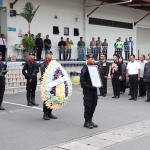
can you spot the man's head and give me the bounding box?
[45,50,53,60]
[100,53,106,61]
[80,37,83,41]
[98,37,100,41]
[148,54,150,60]
[118,37,121,41]
[113,54,119,61]
[31,34,34,38]
[61,37,63,41]
[29,52,35,60]
[46,35,49,39]
[25,34,28,37]
[86,53,95,65]
[1,34,4,38]
[67,38,69,41]
[129,54,135,62]
[92,37,95,41]
[104,39,107,42]
[140,54,145,61]
[0,52,2,60]
[125,38,128,42]
[129,37,132,41]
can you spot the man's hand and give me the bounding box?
[119,76,122,80]
[104,76,108,78]
[138,77,140,81]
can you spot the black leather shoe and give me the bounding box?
[128,98,133,100]
[103,93,106,97]
[43,114,50,120]
[27,102,33,106]
[83,122,93,129]
[133,98,137,101]
[90,122,98,128]
[145,100,150,102]
[112,96,116,98]
[31,101,39,106]
[115,96,119,99]
[49,114,57,119]
[0,106,5,110]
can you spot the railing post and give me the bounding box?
[138,49,140,60]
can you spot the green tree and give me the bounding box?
[18,2,40,35]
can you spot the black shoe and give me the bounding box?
[43,114,50,120]
[83,122,93,129]
[0,106,5,110]
[31,100,39,106]
[90,122,98,128]
[145,100,150,102]
[128,98,133,100]
[112,96,116,98]
[98,94,103,96]
[103,93,106,97]
[49,114,57,119]
[133,98,137,101]
[27,102,33,106]
[115,96,119,99]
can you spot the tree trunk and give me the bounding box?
[28,22,31,36]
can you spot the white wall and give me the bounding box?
[0,10,7,37]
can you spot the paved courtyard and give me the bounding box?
[1,83,150,150]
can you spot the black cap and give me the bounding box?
[45,50,53,55]
[86,53,94,59]
[0,52,2,56]
[29,51,35,56]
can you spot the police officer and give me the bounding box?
[97,53,110,97]
[80,53,98,129]
[0,52,7,110]
[22,52,39,106]
[144,54,150,102]
[40,50,57,120]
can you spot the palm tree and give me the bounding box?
[19,2,40,35]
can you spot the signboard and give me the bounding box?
[8,27,16,32]
[0,0,3,5]
[18,29,23,37]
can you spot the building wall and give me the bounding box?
[2,0,150,58]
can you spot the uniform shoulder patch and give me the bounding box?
[81,67,87,74]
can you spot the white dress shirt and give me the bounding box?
[127,60,140,75]
[0,38,7,48]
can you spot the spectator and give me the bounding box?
[110,54,122,99]
[66,38,73,60]
[143,54,150,102]
[127,54,140,101]
[31,34,35,50]
[124,38,130,60]
[96,37,102,60]
[114,39,119,54]
[0,34,7,61]
[116,37,123,57]
[58,37,66,61]
[138,54,147,97]
[102,39,108,59]
[35,34,43,61]
[44,35,51,52]
[119,57,127,94]
[31,34,34,39]
[128,37,134,55]
[90,38,97,60]
[77,37,86,61]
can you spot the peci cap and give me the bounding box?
[45,50,53,55]
[86,53,94,59]
[29,51,36,56]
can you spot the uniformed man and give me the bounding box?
[80,53,98,129]
[144,54,150,102]
[0,52,7,110]
[40,50,57,120]
[97,53,110,97]
[22,52,39,106]
[36,34,43,61]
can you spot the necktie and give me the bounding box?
[2,39,5,45]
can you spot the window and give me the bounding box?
[74,28,79,36]
[53,26,59,34]
[64,27,69,36]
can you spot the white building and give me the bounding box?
[1,0,150,59]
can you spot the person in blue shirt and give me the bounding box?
[128,37,134,55]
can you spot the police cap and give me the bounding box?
[86,53,94,59]
[45,50,53,55]
[29,51,36,56]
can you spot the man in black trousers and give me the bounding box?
[22,52,39,106]
[0,34,7,61]
[40,50,57,120]
[144,54,150,102]
[110,54,122,99]
[58,37,66,61]
[127,54,140,101]
[97,53,109,97]
[36,34,43,61]
[0,52,7,110]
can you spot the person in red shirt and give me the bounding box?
[40,50,57,120]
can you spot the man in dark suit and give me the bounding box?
[36,34,43,61]
[97,53,109,97]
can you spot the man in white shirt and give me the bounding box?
[138,54,147,97]
[127,54,140,100]
[0,34,7,61]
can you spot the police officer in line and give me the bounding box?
[80,53,98,129]
[143,54,150,102]
[22,52,39,106]
[97,53,110,97]
[40,50,57,120]
[0,52,7,110]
